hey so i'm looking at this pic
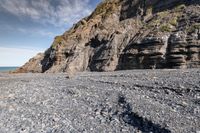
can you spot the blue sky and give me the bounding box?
[0,0,101,66]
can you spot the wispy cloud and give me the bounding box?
[0,47,44,66]
[0,0,93,27]
[17,28,56,37]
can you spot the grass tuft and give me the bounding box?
[52,36,64,49]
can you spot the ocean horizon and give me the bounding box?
[0,67,18,72]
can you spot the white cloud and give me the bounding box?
[0,24,58,38]
[17,28,56,37]
[0,47,44,66]
[0,0,93,27]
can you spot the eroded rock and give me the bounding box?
[14,0,200,73]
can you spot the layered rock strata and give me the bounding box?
[15,0,200,73]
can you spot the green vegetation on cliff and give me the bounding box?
[52,36,64,49]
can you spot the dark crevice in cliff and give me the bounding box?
[41,49,55,73]
[87,36,109,71]
[88,35,108,48]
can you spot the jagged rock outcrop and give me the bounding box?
[16,53,44,73]
[15,0,200,73]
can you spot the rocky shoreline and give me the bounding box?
[0,69,199,132]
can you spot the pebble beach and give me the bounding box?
[0,69,200,133]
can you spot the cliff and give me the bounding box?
[15,0,200,73]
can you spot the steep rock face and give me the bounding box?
[15,0,200,73]
[15,53,44,73]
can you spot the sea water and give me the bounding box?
[0,67,18,72]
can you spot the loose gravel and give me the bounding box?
[0,69,200,133]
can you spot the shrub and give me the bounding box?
[52,36,63,49]
[160,24,172,32]
[169,17,178,26]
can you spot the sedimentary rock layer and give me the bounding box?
[15,0,200,73]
